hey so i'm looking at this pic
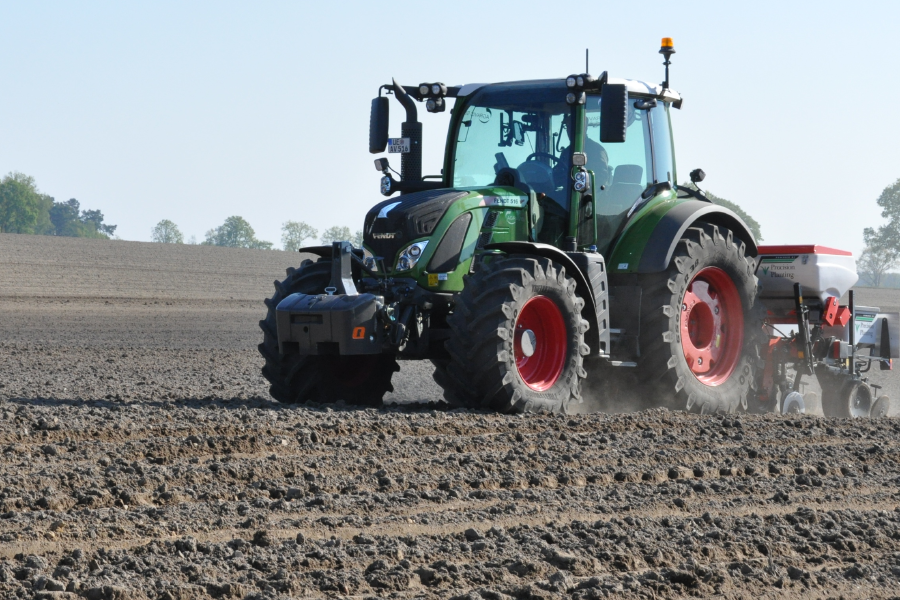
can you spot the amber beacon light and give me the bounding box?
[659,37,675,90]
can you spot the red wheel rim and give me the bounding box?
[680,267,744,385]
[514,296,567,391]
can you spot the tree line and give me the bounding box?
[4,168,774,259]
[0,172,116,238]
[152,217,362,251]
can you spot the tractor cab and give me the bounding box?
[369,70,683,264]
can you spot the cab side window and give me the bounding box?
[650,101,675,185]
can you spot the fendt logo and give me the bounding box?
[371,232,399,240]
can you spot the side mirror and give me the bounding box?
[690,168,706,184]
[599,84,628,143]
[369,97,389,154]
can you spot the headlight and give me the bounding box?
[395,241,428,272]
[362,247,378,272]
[566,76,576,88]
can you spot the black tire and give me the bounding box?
[435,255,590,413]
[821,379,873,418]
[258,259,399,406]
[635,223,764,414]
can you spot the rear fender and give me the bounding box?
[484,241,609,357]
[610,200,758,274]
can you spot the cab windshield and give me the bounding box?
[451,82,573,211]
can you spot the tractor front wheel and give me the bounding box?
[636,223,763,413]
[258,259,399,406]
[435,255,590,413]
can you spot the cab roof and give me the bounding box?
[456,77,681,104]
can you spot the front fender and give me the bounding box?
[610,200,758,274]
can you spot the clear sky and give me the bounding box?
[1,1,898,254]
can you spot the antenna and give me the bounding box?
[585,49,589,74]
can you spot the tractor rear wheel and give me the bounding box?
[258,259,399,406]
[436,255,590,413]
[636,223,763,413]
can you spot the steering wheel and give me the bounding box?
[525,152,559,164]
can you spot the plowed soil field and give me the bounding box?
[1,233,899,600]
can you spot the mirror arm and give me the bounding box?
[675,185,711,203]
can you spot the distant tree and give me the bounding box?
[202,216,273,249]
[187,235,197,245]
[151,219,184,244]
[0,172,53,234]
[320,226,352,245]
[856,177,900,286]
[49,199,81,236]
[81,209,117,236]
[872,178,900,248]
[681,182,763,242]
[0,172,115,239]
[351,229,364,248]
[48,198,115,238]
[858,226,899,287]
[281,220,318,252]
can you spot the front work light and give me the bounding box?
[573,170,589,192]
[362,247,379,272]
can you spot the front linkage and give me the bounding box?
[274,241,445,361]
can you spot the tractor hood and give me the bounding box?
[363,189,469,270]
[362,186,530,274]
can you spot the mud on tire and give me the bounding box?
[434,255,590,413]
[258,258,399,406]
[636,223,764,414]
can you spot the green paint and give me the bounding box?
[567,103,586,242]
[363,186,530,293]
[607,187,678,272]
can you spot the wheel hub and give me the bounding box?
[520,329,537,357]
[514,296,566,391]
[680,267,744,385]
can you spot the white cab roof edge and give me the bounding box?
[606,77,681,102]
[456,83,487,97]
[455,78,681,102]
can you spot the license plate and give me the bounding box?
[388,138,410,153]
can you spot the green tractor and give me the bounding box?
[259,39,763,414]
